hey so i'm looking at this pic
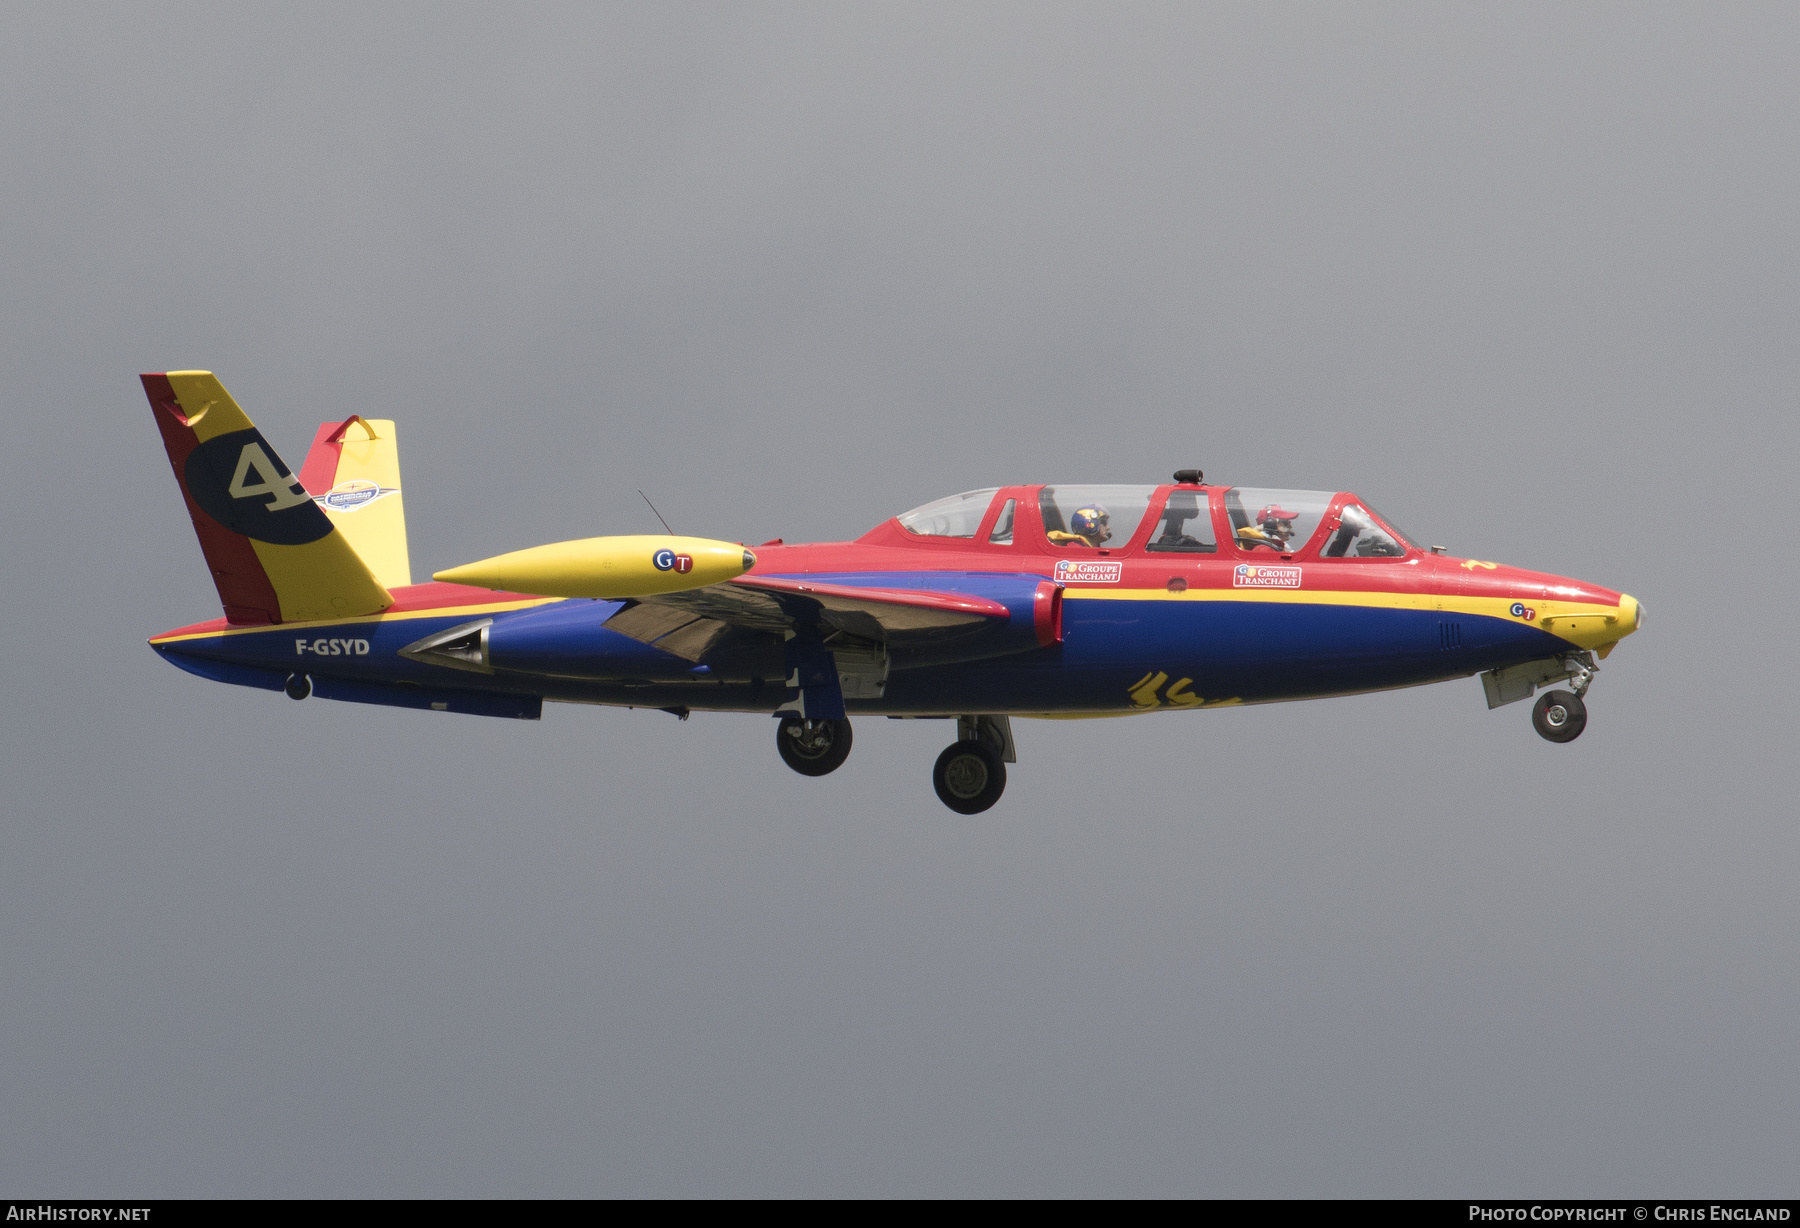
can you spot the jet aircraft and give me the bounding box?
[144,371,1642,813]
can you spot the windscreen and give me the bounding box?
[896,489,999,538]
[1320,505,1406,558]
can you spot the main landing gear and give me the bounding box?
[933,716,1015,815]
[1532,655,1595,744]
[774,713,1017,814]
[776,716,853,776]
[933,741,1006,815]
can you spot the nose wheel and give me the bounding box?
[1531,653,1595,743]
[1532,689,1587,743]
[776,717,853,776]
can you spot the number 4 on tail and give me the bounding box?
[227,442,311,511]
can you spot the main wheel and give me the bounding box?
[1532,689,1587,743]
[933,740,1006,814]
[284,673,311,700]
[776,717,853,776]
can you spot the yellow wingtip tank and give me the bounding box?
[434,536,756,598]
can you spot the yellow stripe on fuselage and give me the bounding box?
[147,597,559,645]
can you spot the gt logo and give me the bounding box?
[296,637,370,655]
[652,549,694,573]
[227,442,311,511]
[1509,602,1537,621]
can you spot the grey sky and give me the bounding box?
[2,2,1796,1196]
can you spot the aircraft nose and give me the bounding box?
[1618,593,1642,636]
[1537,585,1643,654]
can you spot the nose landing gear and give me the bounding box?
[776,716,853,776]
[1532,654,1595,743]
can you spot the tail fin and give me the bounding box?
[297,416,413,588]
[143,371,393,625]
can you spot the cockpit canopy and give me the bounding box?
[894,489,999,538]
[893,485,1416,558]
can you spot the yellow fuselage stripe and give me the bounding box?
[148,597,559,645]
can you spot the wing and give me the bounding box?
[602,574,1015,662]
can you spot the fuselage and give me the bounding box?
[149,482,1640,720]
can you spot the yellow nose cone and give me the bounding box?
[1538,591,1644,652]
[1618,593,1642,636]
[435,535,755,598]
[1582,593,1643,659]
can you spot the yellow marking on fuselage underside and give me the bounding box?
[147,597,559,645]
[1020,696,1242,720]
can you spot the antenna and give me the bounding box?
[638,489,675,535]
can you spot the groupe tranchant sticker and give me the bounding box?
[1233,563,1302,589]
[1053,559,1123,583]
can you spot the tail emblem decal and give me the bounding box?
[316,479,400,512]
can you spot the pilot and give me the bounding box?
[1237,504,1298,551]
[1048,505,1111,548]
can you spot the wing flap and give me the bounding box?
[601,602,732,662]
[603,573,1013,652]
[736,575,1008,629]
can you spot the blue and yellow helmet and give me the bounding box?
[1070,505,1111,540]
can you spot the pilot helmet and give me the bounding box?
[1070,505,1112,542]
[1257,504,1298,534]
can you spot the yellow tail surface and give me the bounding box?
[298,416,412,589]
[143,371,394,624]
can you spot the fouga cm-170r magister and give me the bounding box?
[144,371,1643,814]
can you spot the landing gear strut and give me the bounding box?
[1532,654,1595,743]
[776,716,853,776]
